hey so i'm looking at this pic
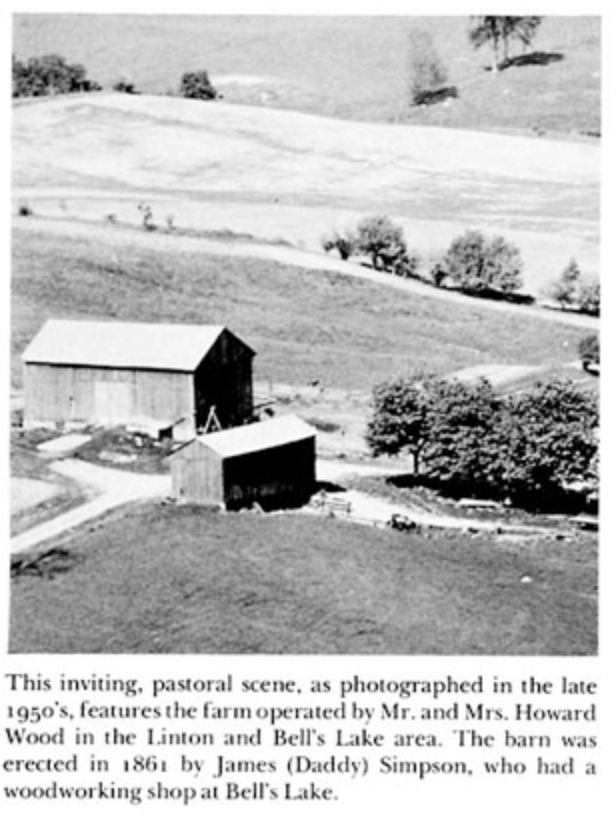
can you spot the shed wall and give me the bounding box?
[171,444,224,505]
[223,437,316,509]
[24,363,195,434]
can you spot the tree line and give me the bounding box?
[12,52,219,101]
[322,214,600,314]
[366,375,598,511]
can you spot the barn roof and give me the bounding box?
[22,319,254,372]
[194,415,316,459]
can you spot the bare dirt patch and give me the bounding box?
[11,478,61,515]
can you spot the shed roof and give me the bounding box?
[193,415,316,459]
[22,319,254,372]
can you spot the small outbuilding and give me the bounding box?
[22,319,255,440]
[170,414,317,510]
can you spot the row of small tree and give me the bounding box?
[322,217,524,297]
[12,52,219,102]
[366,375,598,510]
[323,216,601,313]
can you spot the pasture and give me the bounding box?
[13,15,600,135]
[11,225,594,392]
[10,504,597,655]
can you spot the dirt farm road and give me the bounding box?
[10,460,169,554]
[14,217,599,330]
[11,456,542,555]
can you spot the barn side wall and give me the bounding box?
[222,437,316,510]
[23,363,195,435]
[194,331,254,430]
[171,443,224,505]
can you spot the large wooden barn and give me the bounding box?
[170,415,316,510]
[22,320,255,440]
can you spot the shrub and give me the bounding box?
[391,249,422,278]
[180,70,218,100]
[113,79,138,94]
[578,335,599,370]
[321,228,357,261]
[578,278,600,316]
[547,257,581,309]
[12,53,100,98]
[442,230,524,294]
[429,262,448,287]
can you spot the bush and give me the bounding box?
[12,53,100,98]
[578,279,600,316]
[180,70,218,100]
[442,230,524,294]
[547,257,581,309]
[113,80,138,94]
[321,228,357,261]
[578,335,599,370]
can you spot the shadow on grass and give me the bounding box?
[11,547,83,581]
[413,86,459,106]
[499,51,565,70]
[386,472,594,515]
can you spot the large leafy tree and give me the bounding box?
[366,376,432,474]
[469,16,543,72]
[420,377,506,489]
[12,53,98,97]
[503,380,599,501]
[366,374,598,508]
[355,215,409,273]
[442,230,524,294]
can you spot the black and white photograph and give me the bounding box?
[9,10,600,656]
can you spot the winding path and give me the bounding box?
[11,455,544,555]
[14,216,599,329]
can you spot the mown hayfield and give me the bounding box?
[12,92,600,293]
[11,227,595,391]
[10,504,597,655]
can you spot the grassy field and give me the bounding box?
[10,503,597,655]
[11,226,595,392]
[13,15,600,135]
[12,91,600,293]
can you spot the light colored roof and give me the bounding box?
[196,414,316,459]
[22,319,252,372]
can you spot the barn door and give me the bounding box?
[94,381,131,424]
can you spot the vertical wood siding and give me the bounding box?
[24,363,194,432]
[171,443,224,505]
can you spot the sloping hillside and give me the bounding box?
[13,94,600,294]
[13,14,600,135]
